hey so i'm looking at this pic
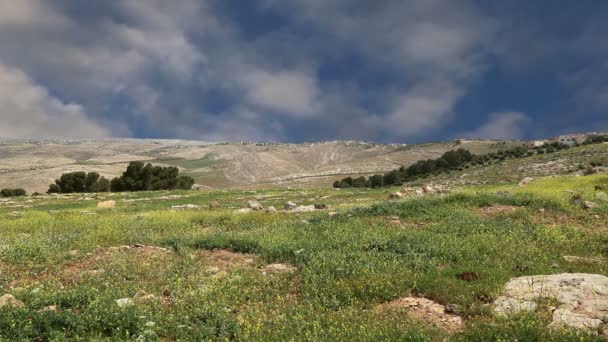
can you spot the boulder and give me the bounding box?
[388,192,404,200]
[494,273,608,334]
[9,211,23,218]
[234,208,253,214]
[246,200,264,211]
[291,205,316,213]
[314,203,327,210]
[518,177,535,186]
[97,200,116,208]
[0,294,24,308]
[209,200,221,209]
[171,204,200,210]
[265,206,278,214]
[284,201,298,210]
[582,201,598,210]
[596,192,608,202]
[116,298,134,308]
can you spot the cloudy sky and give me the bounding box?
[0,0,606,142]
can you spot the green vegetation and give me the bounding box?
[47,162,195,194]
[334,143,574,188]
[1,174,607,340]
[47,172,110,194]
[110,161,195,192]
[0,188,26,197]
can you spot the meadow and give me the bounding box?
[1,175,607,340]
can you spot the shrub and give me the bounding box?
[47,172,110,194]
[0,188,26,197]
[110,161,195,192]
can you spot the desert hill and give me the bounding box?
[0,138,516,193]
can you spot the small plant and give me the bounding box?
[0,188,26,197]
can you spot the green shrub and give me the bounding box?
[0,188,26,197]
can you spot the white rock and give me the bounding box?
[234,208,253,214]
[0,294,24,308]
[97,200,116,208]
[290,205,316,213]
[171,204,200,210]
[246,200,264,211]
[284,201,298,210]
[116,298,134,308]
[494,273,608,333]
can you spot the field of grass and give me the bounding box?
[1,175,608,340]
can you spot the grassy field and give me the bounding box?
[1,175,608,340]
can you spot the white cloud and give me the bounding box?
[463,111,529,140]
[0,63,110,139]
[0,0,68,28]
[240,69,320,117]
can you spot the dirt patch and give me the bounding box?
[378,297,463,333]
[477,205,522,216]
[196,249,258,269]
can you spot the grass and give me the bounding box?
[0,175,607,340]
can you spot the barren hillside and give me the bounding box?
[0,139,514,192]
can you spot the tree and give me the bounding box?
[369,174,384,188]
[48,171,111,194]
[110,161,195,192]
[352,176,368,188]
[0,188,26,197]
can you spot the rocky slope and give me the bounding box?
[0,138,508,193]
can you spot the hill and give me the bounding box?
[0,138,519,193]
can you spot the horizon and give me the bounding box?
[1,1,607,143]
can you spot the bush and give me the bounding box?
[48,172,110,194]
[0,188,26,197]
[110,161,195,192]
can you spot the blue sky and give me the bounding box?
[0,0,606,143]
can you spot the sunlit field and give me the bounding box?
[1,175,607,340]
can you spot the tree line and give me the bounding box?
[333,142,575,188]
[48,161,194,194]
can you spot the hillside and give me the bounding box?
[0,139,517,193]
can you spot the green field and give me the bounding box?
[1,175,608,340]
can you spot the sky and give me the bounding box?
[0,0,606,143]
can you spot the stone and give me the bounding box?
[97,200,116,208]
[9,211,23,218]
[314,203,327,210]
[246,200,264,211]
[415,189,424,196]
[388,192,404,200]
[265,206,278,213]
[0,294,24,308]
[284,201,298,210]
[116,298,134,308]
[549,309,602,332]
[38,305,59,313]
[290,205,316,213]
[234,208,253,214]
[209,200,221,208]
[596,192,608,202]
[562,255,604,264]
[328,212,338,217]
[133,290,156,303]
[263,263,297,274]
[171,204,200,210]
[518,177,535,186]
[494,273,608,333]
[582,201,598,210]
[378,297,463,333]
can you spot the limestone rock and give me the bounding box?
[290,205,316,213]
[209,200,221,209]
[284,201,298,210]
[0,294,24,308]
[518,177,535,186]
[247,200,264,211]
[116,298,134,308]
[97,200,116,208]
[234,208,253,214]
[582,201,598,210]
[171,204,200,210]
[265,206,278,214]
[388,192,404,200]
[494,273,608,333]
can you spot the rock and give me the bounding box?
[422,185,434,193]
[549,309,602,332]
[116,298,134,308]
[582,201,598,210]
[97,200,116,208]
[67,250,79,257]
[48,210,60,214]
[0,294,24,308]
[328,212,338,217]
[207,266,221,274]
[265,206,278,214]
[314,203,327,210]
[378,297,463,333]
[388,192,404,200]
[209,200,221,208]
[284,201,298,210]
[494,273,608,333]
[518,177,535,186]
[133,290,156,303]
[38,305,59,313]
[9,211,23,218]
[538,208,546,213]
[596,192,608,202]
[415,189,424,196]
[234,208,253,214]
[246,200,264,211]
[171,204,200,210]
[290,205,316,213]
